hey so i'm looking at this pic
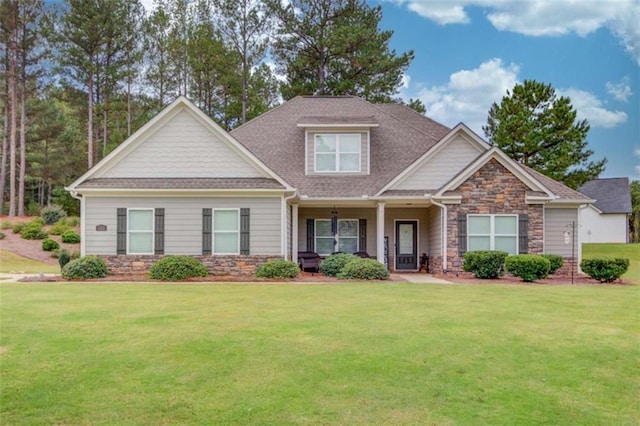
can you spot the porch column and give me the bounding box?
[292,203,299,263]
[376,202,386,265]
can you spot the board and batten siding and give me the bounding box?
[305,131,369,175]
[100,110,266,178]
[394,135,482,190]
[544,207,579,257]
[84,196,281,255]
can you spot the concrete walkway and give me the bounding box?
[0,273,60,283]
[395,274,453,284]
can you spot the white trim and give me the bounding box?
[430,199,447,272]
[304,131,309,175]
[393,219,419,271]
[212,208,240,255]
[366,131,371,175]
[80,196,86,257]
[291,203,299,263]
[313,133,362,174]
[126,208,155,255]
[376,202,386,265]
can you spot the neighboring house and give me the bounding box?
[578,178,632,243]
[66,96,592,275]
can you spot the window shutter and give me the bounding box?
[519,214,528,254]
[117,208,127,254]
[154,208,164,255]
[306,219,315,251]
[240,208,250,255]
[358,219,367,252]
[458,213,467,257]
[202,208,212,255]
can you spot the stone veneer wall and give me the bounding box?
[101,255,284,276]
[444,159,544,274]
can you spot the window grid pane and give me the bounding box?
[129,233,153,254]
[315,135,336,152]
[316,238,335,255]
[468,236,491,251]
[214,210,239,232]
[495,216,517,234]
[468,216,490,234]
[129,210,153,231]
[495,236,517,254]
[214,232,239,253]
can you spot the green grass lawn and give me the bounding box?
[583,243,639,284]
[1,283,638,425]
[0,250,60,274]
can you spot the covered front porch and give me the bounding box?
[289,199,445,273]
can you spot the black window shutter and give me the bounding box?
[154,208,164,255]
[458,213,467,257]
[117,208,127,254]
[359,219,367,252]
[306,219,315,252]
[518,214,528,254]
[240,208,250,255]
[202,208,212,255]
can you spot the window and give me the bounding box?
[468,214,518,254]
[128,209,154,254]
[315,134,360,172]
[213,209,239,254]
[315,219,358,255]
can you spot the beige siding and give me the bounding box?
[427,205,442,256]
[305,131,369,175]
[544,207,579,256]
[101,110,265,178]
[84,196,281,255]
[394,135,482,190]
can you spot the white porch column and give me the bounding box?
[376,202,386,264]
[292,203,299,263]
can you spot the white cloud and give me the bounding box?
[386,0,640,65]
[558,88,628,128]
[400,73,411,90]
[606,77,633,102]
[140,0,155,11]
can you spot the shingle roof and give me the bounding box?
[297,115,378,126]
[578,178,632,213]
[77,178,284,190]
[230,96,451,197]
[523,167,593,202]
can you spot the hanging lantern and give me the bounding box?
[331,208,338,235]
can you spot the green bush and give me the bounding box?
[463,250,509,279]
[58,249,71,269]
[541,254,564,275]
[42,238,60,251]
[255,259,300,279]
[61,231,81,244]
[149,256,209,281]
[320,253,358,277]
[505,255,551,282]
[41,204,67,225]
[65,216,80,227]
[0,231,5,240]
[580,257,629,283]
[12,222,25,234]
[48,220,71,235]
[20,221,48,240]
[61,256,108,280]
[1,220,12,230]
[337,258,389,280]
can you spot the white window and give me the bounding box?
[468,214,518,254]
[128,209,154,254]
[213,209,239,254]
[315,134,361,172]
[315,219,358,255]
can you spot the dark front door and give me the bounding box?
[395,220,417,270]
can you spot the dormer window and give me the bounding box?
[315,134,361,173]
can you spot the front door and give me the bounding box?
[395,220,417,270]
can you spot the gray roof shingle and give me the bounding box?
[578,178,632,213]
[522,167,593,202]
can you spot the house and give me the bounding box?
[578,178,632,243]
[66,96,593,276]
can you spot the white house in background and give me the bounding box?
[578,178,632,243]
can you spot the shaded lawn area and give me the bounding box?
[1,283,638,425]
[0,250,60,274]
[582,243,639,284]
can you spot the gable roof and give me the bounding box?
[230,96,451,197]
[578,178,632,213]
[67,96,292,193]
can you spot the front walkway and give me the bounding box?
[0,273,60,283]
[394,274,453,284]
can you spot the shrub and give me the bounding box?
[48,220,71,235]
[1,220,12,230]
[541,254,564,275]
[255,260,300,279]
[61,256,108,280]
[58,249,71,269]
[66,216,80,227]
[149,256,209,281]
[463,250,509,279]
[61,231,81,244]
[320,253,358,277]
[12,222,25,234]
[580,257,629,283]
[505,255,550,282]
[71,250,80,259]
[337,258,389,280]
[42,238,60,251]
[20,221,48,240]
[41,204,67,225]
[0,232,5,240]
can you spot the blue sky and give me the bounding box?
[372,0,640,181]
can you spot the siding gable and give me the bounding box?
[100,109,267,179]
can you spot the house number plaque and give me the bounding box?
[96,225,107,231]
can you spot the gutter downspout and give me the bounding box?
[68,189,85,257]
[430,197,448,274]
[281,190,298,260]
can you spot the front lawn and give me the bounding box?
[0,250,60,274]
[1,283,638,425]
